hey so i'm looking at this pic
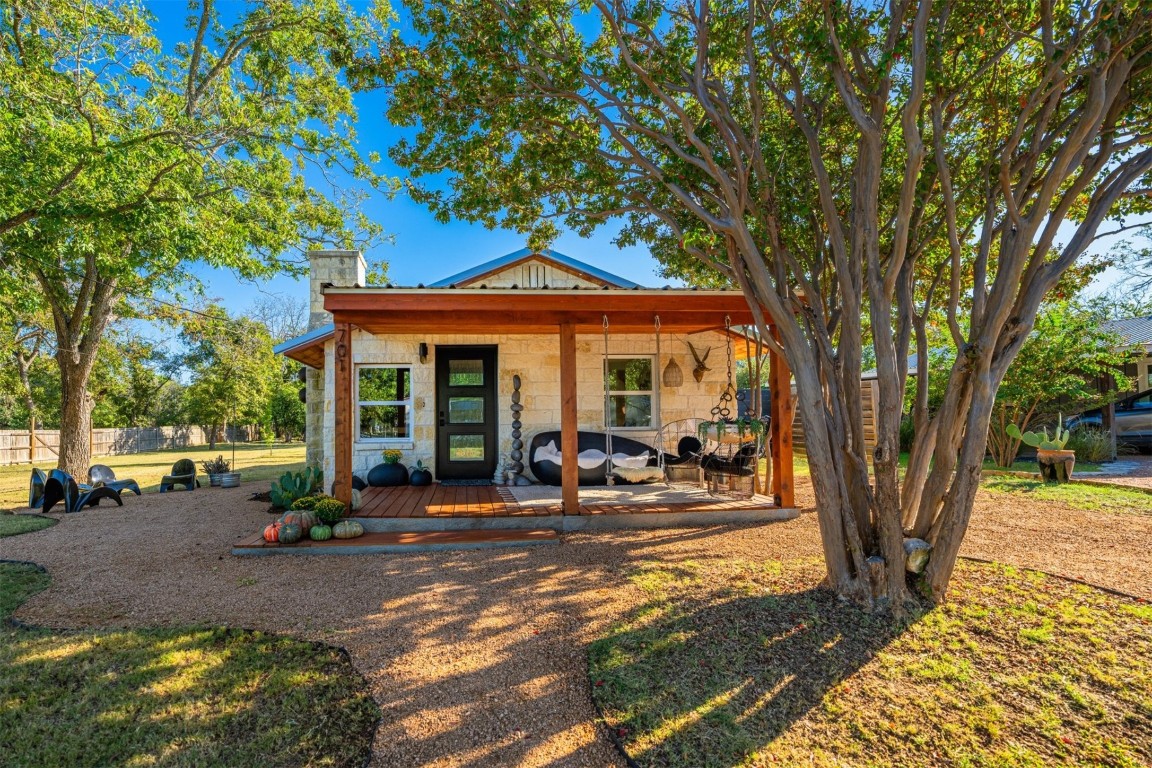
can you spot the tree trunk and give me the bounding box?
[57,355,93,477]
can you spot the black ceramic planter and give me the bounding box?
[368,462,409,487]
[410,467,433,487]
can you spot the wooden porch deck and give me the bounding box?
[355,483,778,518]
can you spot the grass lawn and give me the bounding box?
[0,442,306,507]
[0,557,379,767]
[982,475,1152,515]
[590,557,1152,768]
[0,512,56,537]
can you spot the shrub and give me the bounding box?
[201,455,231,475]
[1066,427,1116,463]
[899,415,915,453]
[291,495,324,511]
[313,497,347,525]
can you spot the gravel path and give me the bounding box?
[3,476,1150,767]
[1084,454,1152,489]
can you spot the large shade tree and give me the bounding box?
[0,0,391,475]
[380,0,1152,605]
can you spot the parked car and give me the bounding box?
[1065,388,1152,452]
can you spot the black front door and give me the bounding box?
[436,346,498,480]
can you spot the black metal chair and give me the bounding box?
[33,468,123,514]
[88,464,141,497]
[159,458,200,492]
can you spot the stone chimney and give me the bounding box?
[305,249,365,473]
[308,249,366,330]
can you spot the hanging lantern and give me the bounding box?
[662,357,684,388]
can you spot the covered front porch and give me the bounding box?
[317,286,797,517]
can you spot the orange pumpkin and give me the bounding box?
[263,522,281,543]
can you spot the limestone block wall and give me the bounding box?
[320,329,732,483]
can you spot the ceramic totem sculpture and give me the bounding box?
[506,374,532,485]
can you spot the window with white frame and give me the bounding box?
[357,366,412,440]
[604,357,655,428]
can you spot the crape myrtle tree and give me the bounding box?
[380,0,1152,605]
[0,0,392,476]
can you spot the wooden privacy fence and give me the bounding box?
[0,425,261,466]
[791,379,881,455]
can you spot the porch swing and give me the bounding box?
[653,316,770,499]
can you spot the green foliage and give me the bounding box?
[269,466,322,509]
[268,382,306,442]
[1065,427,1122,463]
[976,300,1136,467]
[1006,418,1070,451]
[312,497,347,526]
[182,306,278,440]
[200,456,231,475]
[290,494,323,511]
[0,0,394,466]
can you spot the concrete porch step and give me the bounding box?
[232,528,559,556]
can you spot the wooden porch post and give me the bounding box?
[559,322,579,515]
[769,326,795,508]
[333,321,354,508]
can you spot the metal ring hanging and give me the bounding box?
[710,315,737,421]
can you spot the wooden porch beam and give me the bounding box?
[559,322,579,515]
[333,322,353,509]
[769,328,795,508]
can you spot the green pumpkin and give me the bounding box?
[332,520,364,539]
[309,524,333,541]
[278,522,303,544]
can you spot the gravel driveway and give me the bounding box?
[3,475,1150,767]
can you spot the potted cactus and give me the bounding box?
[1006,415,1075,482]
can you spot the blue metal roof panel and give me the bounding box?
[428,247,641,288]
[273,322,335,355]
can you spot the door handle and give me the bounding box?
[439,411,446,427]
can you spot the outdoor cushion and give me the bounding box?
[528,430,658,486]
[610,466,666,484]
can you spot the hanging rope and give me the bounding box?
[603,314,614,485]
[654,315,665,478]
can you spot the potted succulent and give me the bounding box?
[698,417,767,445]
[201,455,240,487]
[1007,416,1075,483]
[410,459,433,486]
[367,448,409,487]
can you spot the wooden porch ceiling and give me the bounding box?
[324,288,766,335]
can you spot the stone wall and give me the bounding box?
[319,329,734,483]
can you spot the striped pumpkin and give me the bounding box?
[262,522,281,543]
[309,524,333,541]
[332,520,364,539]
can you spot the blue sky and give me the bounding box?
[148,1,669,318]
[147,1,1145,323]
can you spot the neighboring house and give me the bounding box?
[275,248,796,512]
[1103,315,1152,391]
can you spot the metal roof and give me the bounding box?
[272,323,335,355]
[1104,315,1152,346]
[428,247,641,289]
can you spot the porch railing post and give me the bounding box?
[559,322,579,515]
[333,320,354,508]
